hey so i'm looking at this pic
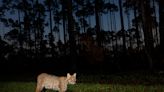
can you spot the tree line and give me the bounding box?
[0,0,164,70]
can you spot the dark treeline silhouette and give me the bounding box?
[0,0,163,74]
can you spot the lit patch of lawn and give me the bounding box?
[68,83,164,92]
[1,72,164,92]
[0,82,164,92]
[0,81,36,92]
[68,83,110,92]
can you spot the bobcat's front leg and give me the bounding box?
[59,90,65,92]
[59,82,67,92]
[41,88,46,92]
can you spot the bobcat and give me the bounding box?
[35,73,76,92]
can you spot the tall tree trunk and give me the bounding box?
[62,0,67,55]
[133,7,140,49]
[36,0,43,57]
[48,3,55,57]
[18,9,23,48]
[118,0,126,52]
[24,13,31,49]
[95,0,101,47]
[140,0,154,69]
[152,0,158,45]
[49,5,53,36]
[32,0,38,57]
[159,0,164,54]
[66,0,77,71]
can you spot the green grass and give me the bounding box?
[0,72,164,92]
[0,81,35,92]
[73,83,164,92]
[0,81,164,92]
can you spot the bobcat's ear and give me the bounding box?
[73,73,76,77]
[67,73,71,78]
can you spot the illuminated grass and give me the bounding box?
[0,81,164,92]
[69,83,164,92]
[0,72,164,92]
[0,81,35,92]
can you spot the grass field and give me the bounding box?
[0,71,164,92]
[0,81,164,92]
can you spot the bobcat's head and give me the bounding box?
[67,73,76,84]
